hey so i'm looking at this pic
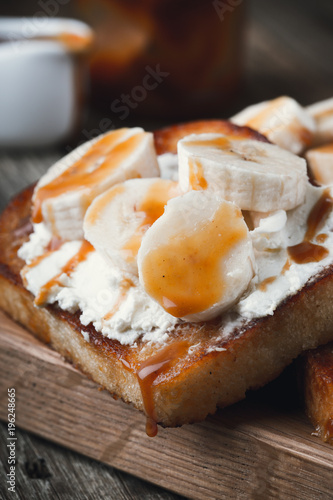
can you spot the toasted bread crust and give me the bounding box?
[1,121,333,429]
[153,119,270,155]
[303,343,333,444]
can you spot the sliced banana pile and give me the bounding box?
[230,96,315,154]
[32,127,159,240]
[31,94,333,323]
[137,191,255,322]
[178,133,307,212]
[84,178,180,276]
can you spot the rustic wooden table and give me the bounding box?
[1,0,333,498]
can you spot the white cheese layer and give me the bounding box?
[18,177,333,345]
[237,184,333,318]
[19,231,179,345]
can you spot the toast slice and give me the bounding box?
[2,120,333,436]
[303,343,333,444]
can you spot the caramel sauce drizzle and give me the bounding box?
[85,184,125,226]
[141,203,247,318]
[122,180,179,260]
[21,237,65,286]
[103,278,134,321]
[185,136,231,150]
[259,275,277,291]
[282,258,291,274]
[136,340,190,437]
[35,240,94,306]
[32,130,143,223]
[288,190,333,264]
[245,97,284,132]
[188,158,208,190]
[316,233,328,244]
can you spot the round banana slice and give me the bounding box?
[178,133,308,212]
[138,190,255,322]
[33,127,160,240]
[231,96,315,154]
[307,97,333,146]
[306,144,333,185]
[84,178,180,275]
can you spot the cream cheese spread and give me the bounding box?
[18,140,333,347]
[19,227,179,345]
[18,180,333,345]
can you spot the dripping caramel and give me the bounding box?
[122,180,178,260]
[33,130,144,223]
[35,240,94,306]
[259,275,277,292]
[288,190,333,265]
[103,278,134,321]
[136,341,190,437]
[141,202,247,318]
[188,158,208,190]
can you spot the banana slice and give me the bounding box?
[84,178,180,276]
[178,133,307,212]
[138,190,255,322]
[231,96,315,154]
[306,143,333,185]
[32,128,160,240]
[307,97,333,146]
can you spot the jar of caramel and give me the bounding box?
[75,0,246,118]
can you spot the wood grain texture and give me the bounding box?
[0,423,183,500]
[1,0,333,497]
[1,312,333,500]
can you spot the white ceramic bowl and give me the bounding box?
[0,17,93,147]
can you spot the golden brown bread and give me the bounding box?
[303,343,333,444]
[1,119,333,435]
[153,119,270,154]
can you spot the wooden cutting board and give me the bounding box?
[1,310,333,499]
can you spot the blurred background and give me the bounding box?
[1,0,333,150]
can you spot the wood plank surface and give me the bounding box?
[1,311,333,500]
[1,0,333,498]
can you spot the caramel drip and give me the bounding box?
[35,240,94,306]
[246,97,285,132]
[103,278,134,321]
[282,258,291,273]
[32,130,143,223]
[85,184,125,226]
[21,238,65,286]
[185,136,231,150]
[141,203,247,318]
[287,241,328,264]
[316,233,328,244]
[288,190,333,264]
[305,190,333,241]
[122,180,179,260]
[136,341,190,437]
[259,275,277,291]
[188,158,208,190]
